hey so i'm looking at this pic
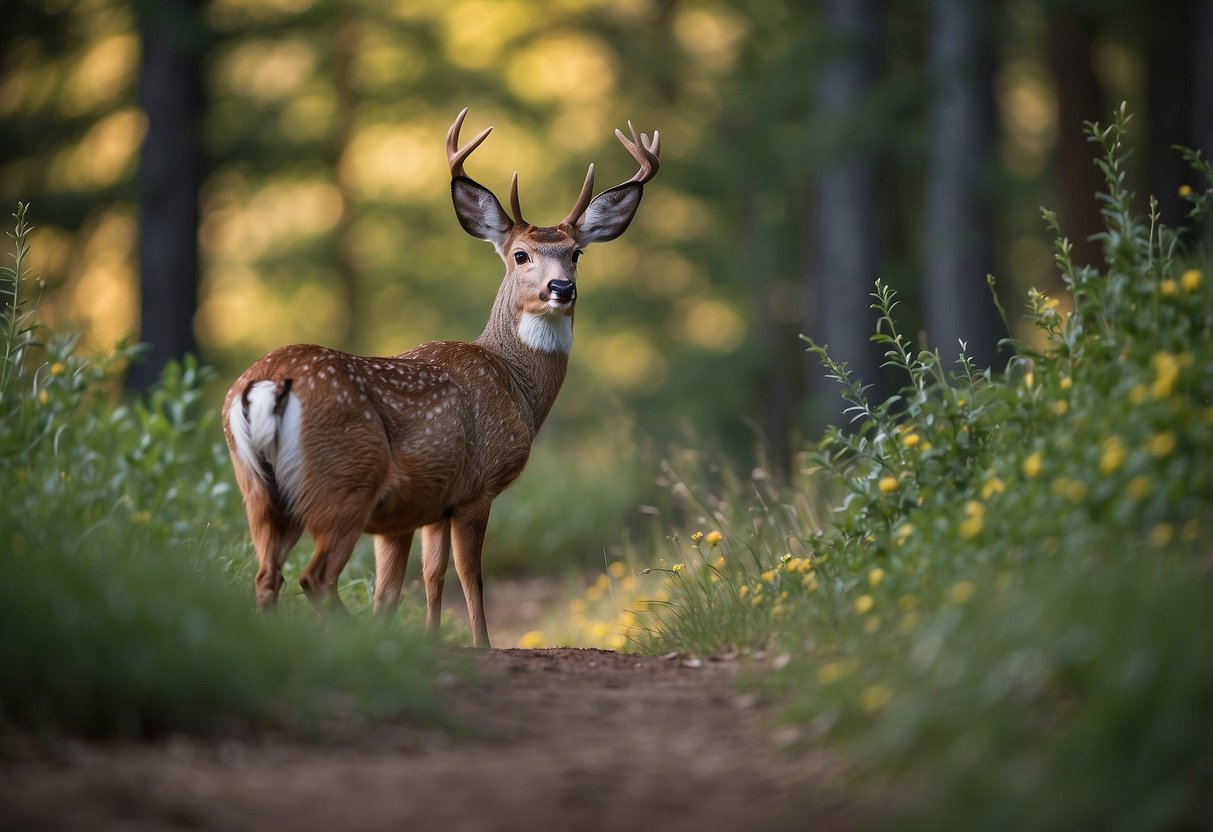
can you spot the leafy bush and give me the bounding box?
[1,204,447,736]
[638,106,1213,827]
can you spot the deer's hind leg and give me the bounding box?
[243,485,304,610]
[298,523,367,613]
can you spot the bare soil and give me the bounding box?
[0,647,859,831]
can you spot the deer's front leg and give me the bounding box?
[421,520,452,639]
[373,530,415,615]
[451,509,491,648]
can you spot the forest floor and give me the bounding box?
[0,645,866,831]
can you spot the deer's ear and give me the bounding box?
[452,176,513,248]
[574,182,643,245]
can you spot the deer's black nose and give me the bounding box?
[548,279,576,302]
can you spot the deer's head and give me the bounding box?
[446,107,660,353]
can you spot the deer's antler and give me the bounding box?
[563,121,660,227]
[446,107,493,180]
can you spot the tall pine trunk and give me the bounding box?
[923,0,1001,369]
[128,0,205,392]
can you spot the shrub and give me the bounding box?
[638,106,1213,827]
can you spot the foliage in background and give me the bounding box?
[0,204,448,736]
[638,108,1213,827]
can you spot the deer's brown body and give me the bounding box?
[222,109,659,646]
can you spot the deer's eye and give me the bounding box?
[572,250,583,264]
[513,250,530,265]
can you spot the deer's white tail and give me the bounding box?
[228,380,306,516]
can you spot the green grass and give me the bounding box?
[636,105,1213,827]
[1,203,452,737]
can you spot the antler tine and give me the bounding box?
[446,106,493,179]
[508,171,525,224]
[561,163,596,227]
[614,120,660,185]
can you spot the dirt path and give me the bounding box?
[0,648,858,831]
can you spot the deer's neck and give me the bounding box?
[475,293,571,436]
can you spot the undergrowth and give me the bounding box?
[0,203,450,736]
[638,105,1213,828]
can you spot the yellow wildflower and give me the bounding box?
[964,500,984,518]
[817,662,847,685]
[672,563,684,573]
[1147,431,1176,457]
[1059,376,1073,391]
[895,523,915,544]
[878,476,899,494]
[948,580,976,604]
[761,569,778,584]
[802,574,819,592]
[518,630,546,649]
[705,530,722,546]
[1126,475,1151,501]
[1100,436,1125,475]
[854,594,874,615]
[902,433,921,449]
[867,567,885,587]
[738,585,749,598]
[49,361,65,376]
[1151,352,1180,399]
[1178,184,1193,198]
[1149,523,1174,548]
[1051,399,1068,416]
[1160,278,1178,296]
[691,531,704,541]
[1023,452,1042,478]
[860,684,891,713]
[1181,269,1202,292]
[980,477,1005,500]
[959,516,983,539]
[38,390,49,405]
[608,561,628,578]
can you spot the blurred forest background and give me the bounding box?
[3,0,1211,570]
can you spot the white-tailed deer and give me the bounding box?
[223,108,659,647]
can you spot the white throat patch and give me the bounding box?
[518,310,573,354]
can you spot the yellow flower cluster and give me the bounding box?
[1051,477,1089,503]
[1100,436,1125,475]
[878,476,899,494]
[958,499,984,539]
[524,562,671,650]
[1023,452,1043,478]
[1150,351,1190,400]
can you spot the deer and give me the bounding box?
[222,107,660,648]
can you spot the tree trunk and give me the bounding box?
[806,0,884,425]
[1145,0,1195,230]
[128,0,205,393]
[923,0,1001,370]
[129,0,204,392]
[331,9,362,351]
[1048,12,1105,271]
